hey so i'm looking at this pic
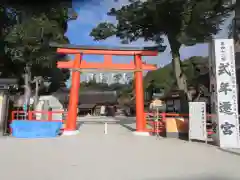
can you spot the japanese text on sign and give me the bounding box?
[216,40,239,138]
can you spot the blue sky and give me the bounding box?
[65,0,232,68]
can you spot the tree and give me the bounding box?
[2,2,76,107]
[145,56,209,99]
[5,5,73,71]
[90,0,234,101]
[113,73,122,83]
[44,66,70,94]
[145,80,163,100]
[0,5,19,77]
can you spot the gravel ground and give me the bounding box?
[1,116,240,180]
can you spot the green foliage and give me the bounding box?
[0,6,16,39]
[81,81,109,91]
[91,22,117,41]
[144,56,209,92]
[0,2,75,93]
[4,4,73,67]
[91,0,233,46]
[0,6,18,76]
[113,73,122,83]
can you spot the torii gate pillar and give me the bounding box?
[134,55,147,135]
[63,54,81,135]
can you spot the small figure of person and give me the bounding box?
[100,105,106,116]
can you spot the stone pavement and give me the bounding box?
[1,116,240,180]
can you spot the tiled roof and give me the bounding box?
[79,91,118,105]
[78,104,96,109]
[52,90,118,105]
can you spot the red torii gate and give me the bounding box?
[53,44,159,136]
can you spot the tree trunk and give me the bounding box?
[33,77,45,109]
[34,78,39,109]
[23,65,31,107]
[169,38,193,102]
[172,54,192,101]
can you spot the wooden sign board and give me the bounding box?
[189,102,207,142]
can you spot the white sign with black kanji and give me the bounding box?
[189,102,207,142]
[213,39,240,148]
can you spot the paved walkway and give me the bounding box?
[2,116,240,180]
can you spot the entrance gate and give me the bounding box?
[52,43,159,135]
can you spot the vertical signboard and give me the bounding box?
[189,102,207,142]
[213,39,240,148]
